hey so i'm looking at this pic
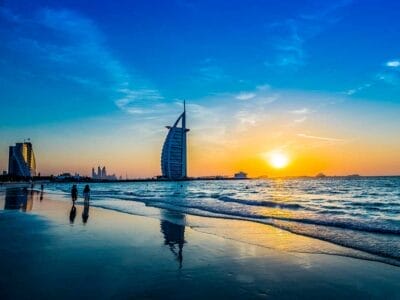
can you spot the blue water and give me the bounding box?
[47,178,400,263]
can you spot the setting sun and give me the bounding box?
[265,152,290,169]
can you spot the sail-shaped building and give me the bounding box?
[161,102,189,180]
[8,142,37,177]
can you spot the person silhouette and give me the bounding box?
[71,185,78,202]
[83,185,90,202]
[40,184,44,201]
[69,204,77,224]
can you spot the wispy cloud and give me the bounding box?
[386,60,400,68]
[344,82,372,95]
[344,57,400,95]
[289,108,311,114]
[265,1,352,69]
[0,7,163,115]
[294,117,307,123]
[116,89,164,114]
[297,133,345,142]
[376,72,400,85]
[235,92,256,100]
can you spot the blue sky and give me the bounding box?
[1,0,400,176]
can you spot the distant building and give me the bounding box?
[234,171,247,179]
[161,101,189,180]
[55,173,81,181]
[92,166,117,180]
[8,142,36,177]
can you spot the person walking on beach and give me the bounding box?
[40,184,44,201]
[71,185,78,202]
[83,185,90,202]
[82,185,90,223]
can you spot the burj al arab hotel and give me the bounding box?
[161,102,189,180]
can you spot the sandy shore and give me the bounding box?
[0,188,399,299]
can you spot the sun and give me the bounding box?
[266,151,290,169]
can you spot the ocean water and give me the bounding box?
[47,177,400,264]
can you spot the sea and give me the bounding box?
[47,177,400,265]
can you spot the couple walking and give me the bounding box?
[71,184,91,202]
[70,184,91,224]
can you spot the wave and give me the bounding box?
[88,193,400,236]
[211,195,303,210]
[47,181,400,263]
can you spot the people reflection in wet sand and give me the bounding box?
[82,185,90,224]
[160,211,186,269]
[69,204,77,224]
[40,184,44,201]
[82,200,90,223]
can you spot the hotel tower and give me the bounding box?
[161,102,189,180]
[8,142,37,177]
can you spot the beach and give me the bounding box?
[0,186,399,299]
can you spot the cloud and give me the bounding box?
[265,1,352,69]
[235,92,256,100]
[297,133,345,142]
[386,60,400,68]
[344,82,372,95]
[265,19,305,68]
[256,84,270,91]
[235,111,258,127]
[344,58,400,96]
[376,72,399,85]
[294,117,307,123]
[290,108,310,114]
[116,88,164,114]
[0,6,162,115]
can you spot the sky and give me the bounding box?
[0,0,400,177]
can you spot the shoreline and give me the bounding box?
[1,175,400,186]
[0,188,399,298]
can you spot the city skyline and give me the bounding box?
[1,1,400,177]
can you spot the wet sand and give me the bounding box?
[0,188,399,299]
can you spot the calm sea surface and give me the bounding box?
[48,177,400,263]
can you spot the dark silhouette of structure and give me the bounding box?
[161,101,189,180]
[8,142,36,177]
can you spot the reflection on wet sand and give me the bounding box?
[82,200,90,224]
[69,204,77,224]
[160,211,186,269]
[4,188,36,212]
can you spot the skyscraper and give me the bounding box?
[102,166,107,177]
[8,142,36,177]
[161,101,189,180]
